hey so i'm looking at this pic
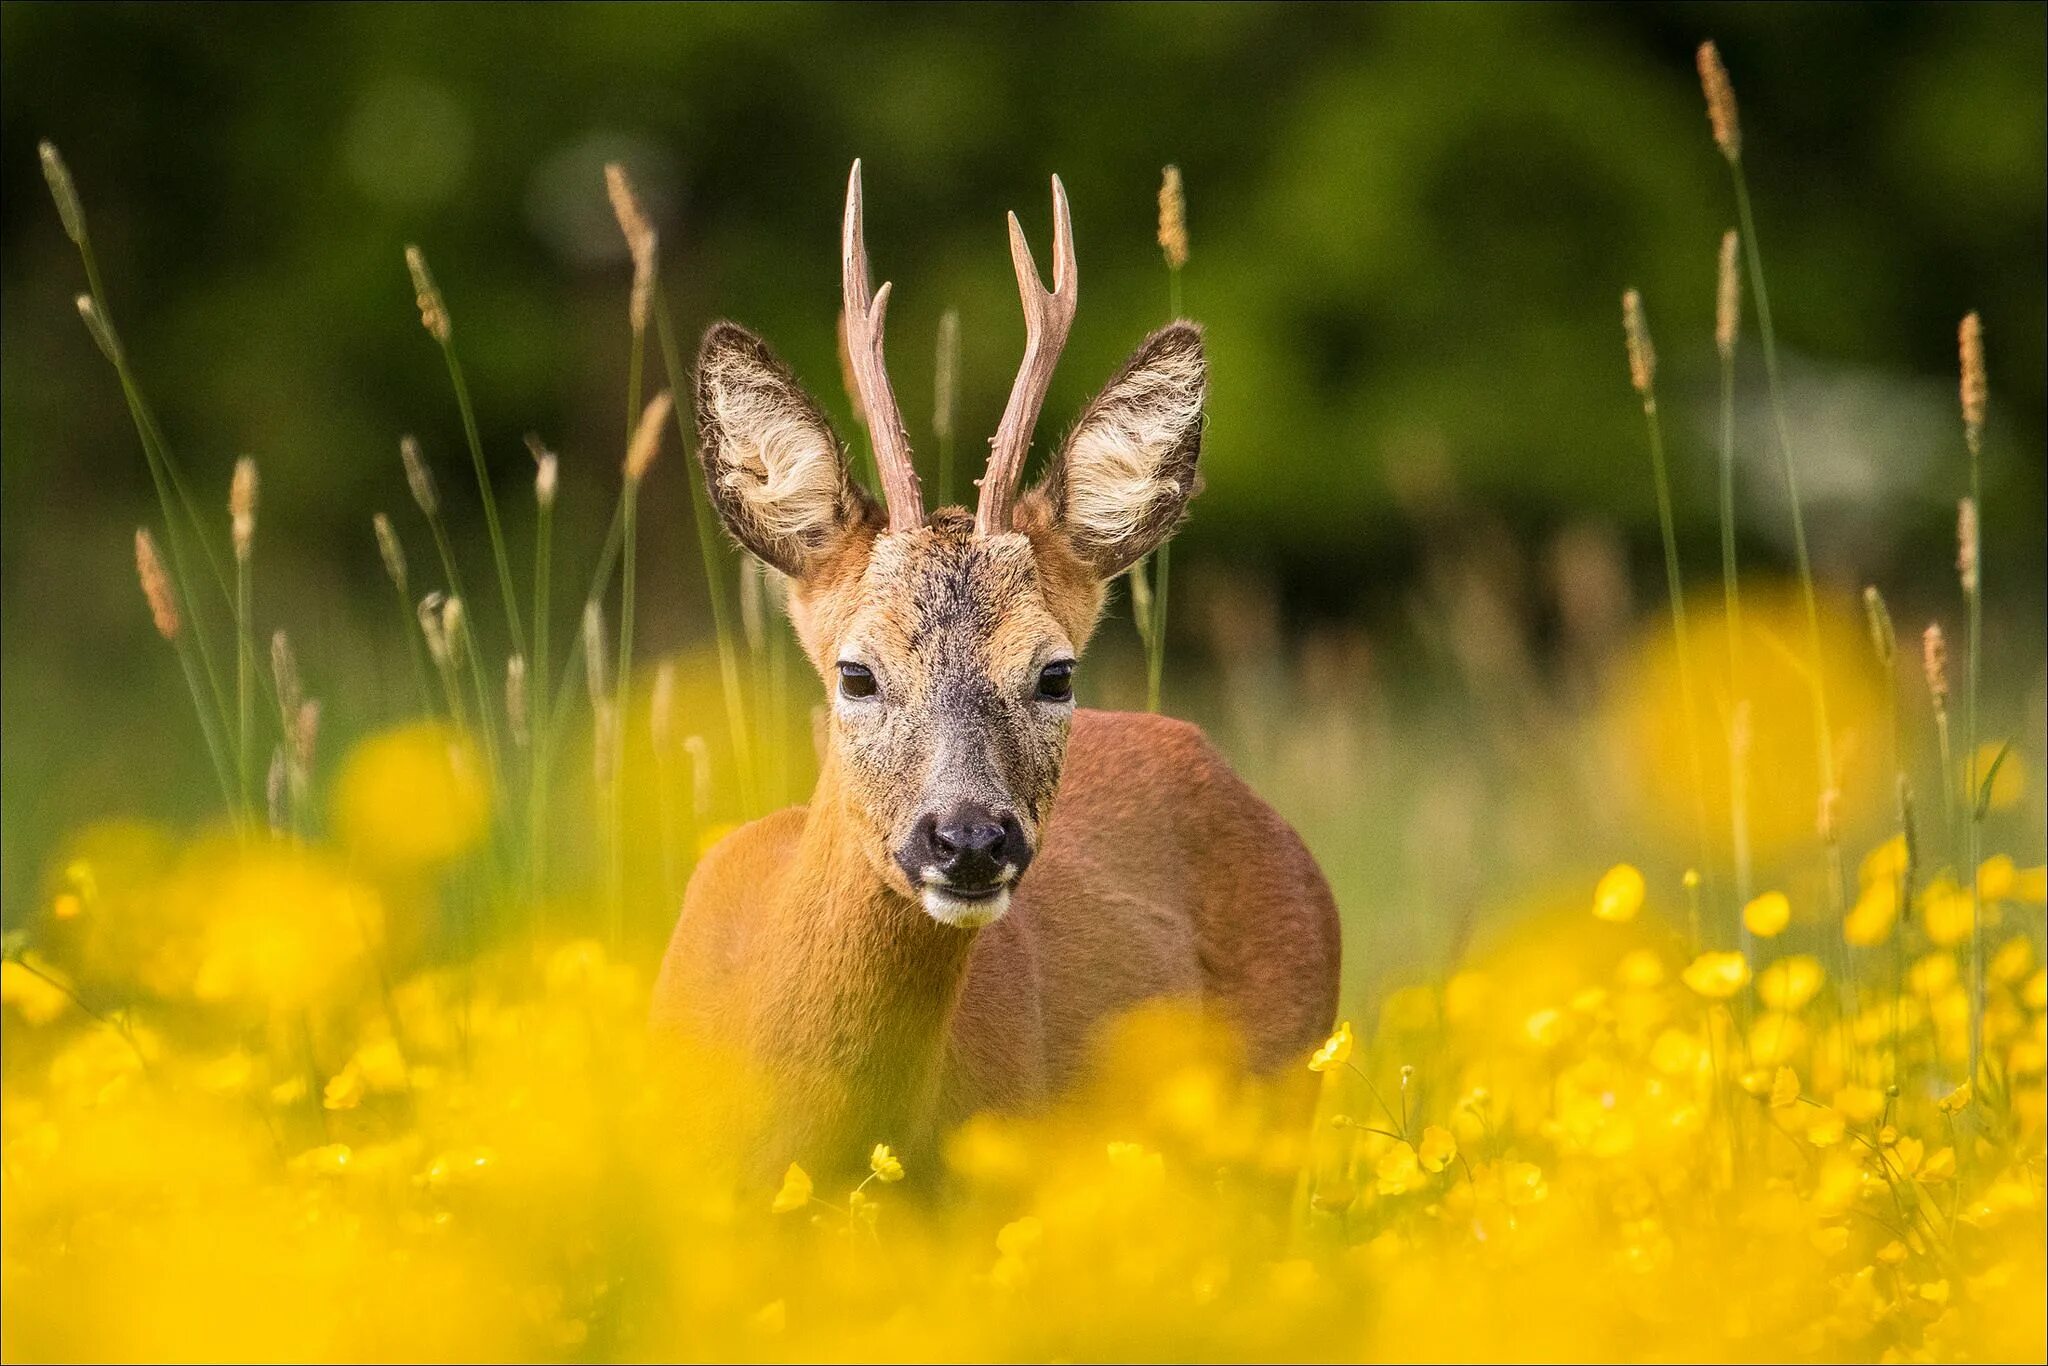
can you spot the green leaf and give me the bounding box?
[1973,741,2013,822]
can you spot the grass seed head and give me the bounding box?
[1716,229,1741,359]
[372,513,408,590]
[1621,289,1656,398]
[75,294,119,362]
[230,457,259,562]
[1922,623,1949,707]
[604,163,659,336]
[400,436,438,517]
[133,528,180,640]
[1696,41,1741,162]
[1956,497,1979,596]
[1158,164,1189,273]
[294,699,321,772]
[39,141,85,245]
[1958,311,1985,457]
[404,245,451,343]
[526,435,559,509]
[271,630,302,717]
[418,593,451,666]
[440,597,466,665]
[625,391,672,485]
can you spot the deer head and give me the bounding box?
[693,162,1205,929]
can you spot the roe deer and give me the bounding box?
[652,162,1339,1171]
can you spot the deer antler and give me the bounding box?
[976,176,1077,536]
[842,160,925,532]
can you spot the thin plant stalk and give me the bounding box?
[1958,313,1986,1094]
[653,283,758,813]
[1864,586,1915,1092]
[1624,291,1713,946]
[527,443,557,909]
[1715,230,1753,917]
[374,514,439,717]
[235,541,255,814]
[407,246,527,656]
[1146,545,1171,714]
[1720,126,1846,917]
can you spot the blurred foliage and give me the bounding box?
[3,3,2044,910]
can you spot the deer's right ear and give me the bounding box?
[694,322,879,579]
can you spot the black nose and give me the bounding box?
[901,802,1030,891]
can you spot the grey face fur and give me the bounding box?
[692,319,1206,928]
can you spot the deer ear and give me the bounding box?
[694,322,879,579]
[1035,322,1206,578]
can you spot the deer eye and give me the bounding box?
[1036,660,1075,702]
[837,662,878,700]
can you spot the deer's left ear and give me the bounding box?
[1031,322,1206,578]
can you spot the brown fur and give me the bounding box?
[652,709,1341,1169]
[659,318,1340,1173]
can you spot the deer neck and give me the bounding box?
[748,752,978,1160]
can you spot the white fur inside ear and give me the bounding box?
[1062,343,1204,549]
[705,355,842,549]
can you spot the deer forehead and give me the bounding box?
[841,528,1066,678]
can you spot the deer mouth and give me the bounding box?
[919,881,1012,930]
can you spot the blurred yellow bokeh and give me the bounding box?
[331,722,488,871]
[1608,585,1885,863]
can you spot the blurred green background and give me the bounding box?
[3,3,2043,977]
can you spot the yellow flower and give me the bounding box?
[1615,948,1665,989]
[333,722,488,871]
[1769,1066,1801,1108]
[847,1187,879,1231]
[1308,1020,1354,1073]
[2015,864,2047,904]
[1876,1240,1908,1266]
[322,1063,366,1111]
[1375,1142,1424,1195]
[1593,863,1645,922]
[0,958,72,1026]
[1908,952,1958,996]
[1977,854,2017,901]
[1806,1108,1846,1146]
[1418,1125,1457,1173]
[1833,1086,1885,1124]
[770,1162,812,1214]
[1743,890,1791,938]
[1681,951,1751,999]
[1859,834,1909,889]
[868,1143,905,1184]
[1937,1082,1972,1114]
[1843,882,1898,946]
[2024,967,2047,1012]
[1921,879,1974,948]
[1757,955,1824,1012]
[1989,937,2033,984]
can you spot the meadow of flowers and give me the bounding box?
[5,41,2044,1363]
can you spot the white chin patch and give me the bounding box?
[920,886,1010,929]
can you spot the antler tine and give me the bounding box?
[976,175,1078,536]
[842,160,925,532]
